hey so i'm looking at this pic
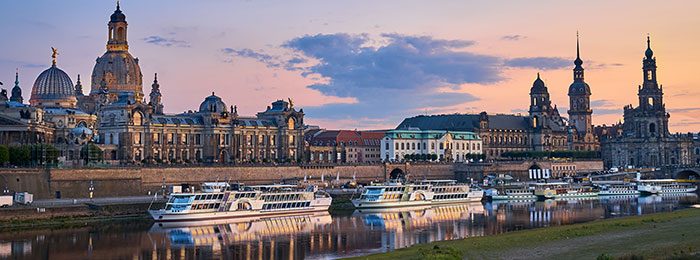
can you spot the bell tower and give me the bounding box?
[567,33,592,135]
[107,1,128,52]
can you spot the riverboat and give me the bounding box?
[533,182,599,200]
[596,184,640,196]
[149,184,332,222]
[486,186,536,201]
[351,180,482,209]
[637,181,697,195]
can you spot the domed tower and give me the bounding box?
[199,92,228,114]
[528,73,551,128]
[10,69,23,103]
[90,2,144,102]
[149,73,163,114]
[30,48,77,108]
[568,33,592,135]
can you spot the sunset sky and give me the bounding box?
[1,1,699,132]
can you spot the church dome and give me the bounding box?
[90,51,143,96]
[199,93,228,113]
[530,73,548,94]
[569,81,591,95]
[30,64,77,108]
[110,3,126,22]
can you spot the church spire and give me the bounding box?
[573,32,585,82]
[10,68,23,103]
[75,74,84,96]
[149,73,163,114]
[645,34,654,59]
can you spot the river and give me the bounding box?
[0,193,697,259]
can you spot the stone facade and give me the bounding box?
[601,37,695,168]
[306,130,384,164]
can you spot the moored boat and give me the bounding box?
[637,182,697,195]
[533,182,598,200]
[487,186,536,201]
[596,184,640,196]
[149,184,332,222]
[351,180,482,209]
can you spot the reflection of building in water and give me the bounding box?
[357,203,487,250]
[486,199,605,234]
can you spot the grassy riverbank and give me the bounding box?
[347,208,700,260]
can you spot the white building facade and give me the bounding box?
[381,129,482,162]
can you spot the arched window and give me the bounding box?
[133,111,143,125]
[649,123,656,134]
[647,97,653,107]
[532,116,538,128]
[117,27,125,41]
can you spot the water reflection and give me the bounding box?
[0,193,696,259]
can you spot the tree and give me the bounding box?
[81,143,104,164]
[9,146,30,166]
[0,145,8,165]
[430,154,438,161]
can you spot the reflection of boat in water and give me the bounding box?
[149,184,332,222]
[351,180,482,209]
[150,211,333,246]
[637,193,699,204]
[355,203,485,229]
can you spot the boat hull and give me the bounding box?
[149,204,330,222]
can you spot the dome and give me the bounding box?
[71,125,93,136]
[568,81,591,95]
[199,93,228,113]
[90,51,143,96]
[110,3,126,23]
[530,73,548,94]
[30,65,77,108]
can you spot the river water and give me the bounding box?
[0,193,697,260]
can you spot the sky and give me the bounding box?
[1,1,699,132]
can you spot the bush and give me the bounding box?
[419,245,461,260]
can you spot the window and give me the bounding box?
[395,143,399,150]
[385,143,389,150]
[194,134,201,145]
[134,133,141,145]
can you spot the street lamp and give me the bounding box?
[88,180,94,200]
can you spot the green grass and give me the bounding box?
[346,209,700,260]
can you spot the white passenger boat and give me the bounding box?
[533,182,598,200]
[419,180,484,204]
[597,184,640,196]
[149,184,332,222]
[487,186,536,201]
[637,181,697,195]
[351,180,482,209]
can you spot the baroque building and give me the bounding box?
[396,74,569,159]
[600,37,694,168]
[0,3,306,165]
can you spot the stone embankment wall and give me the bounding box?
[0,163,454,199]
